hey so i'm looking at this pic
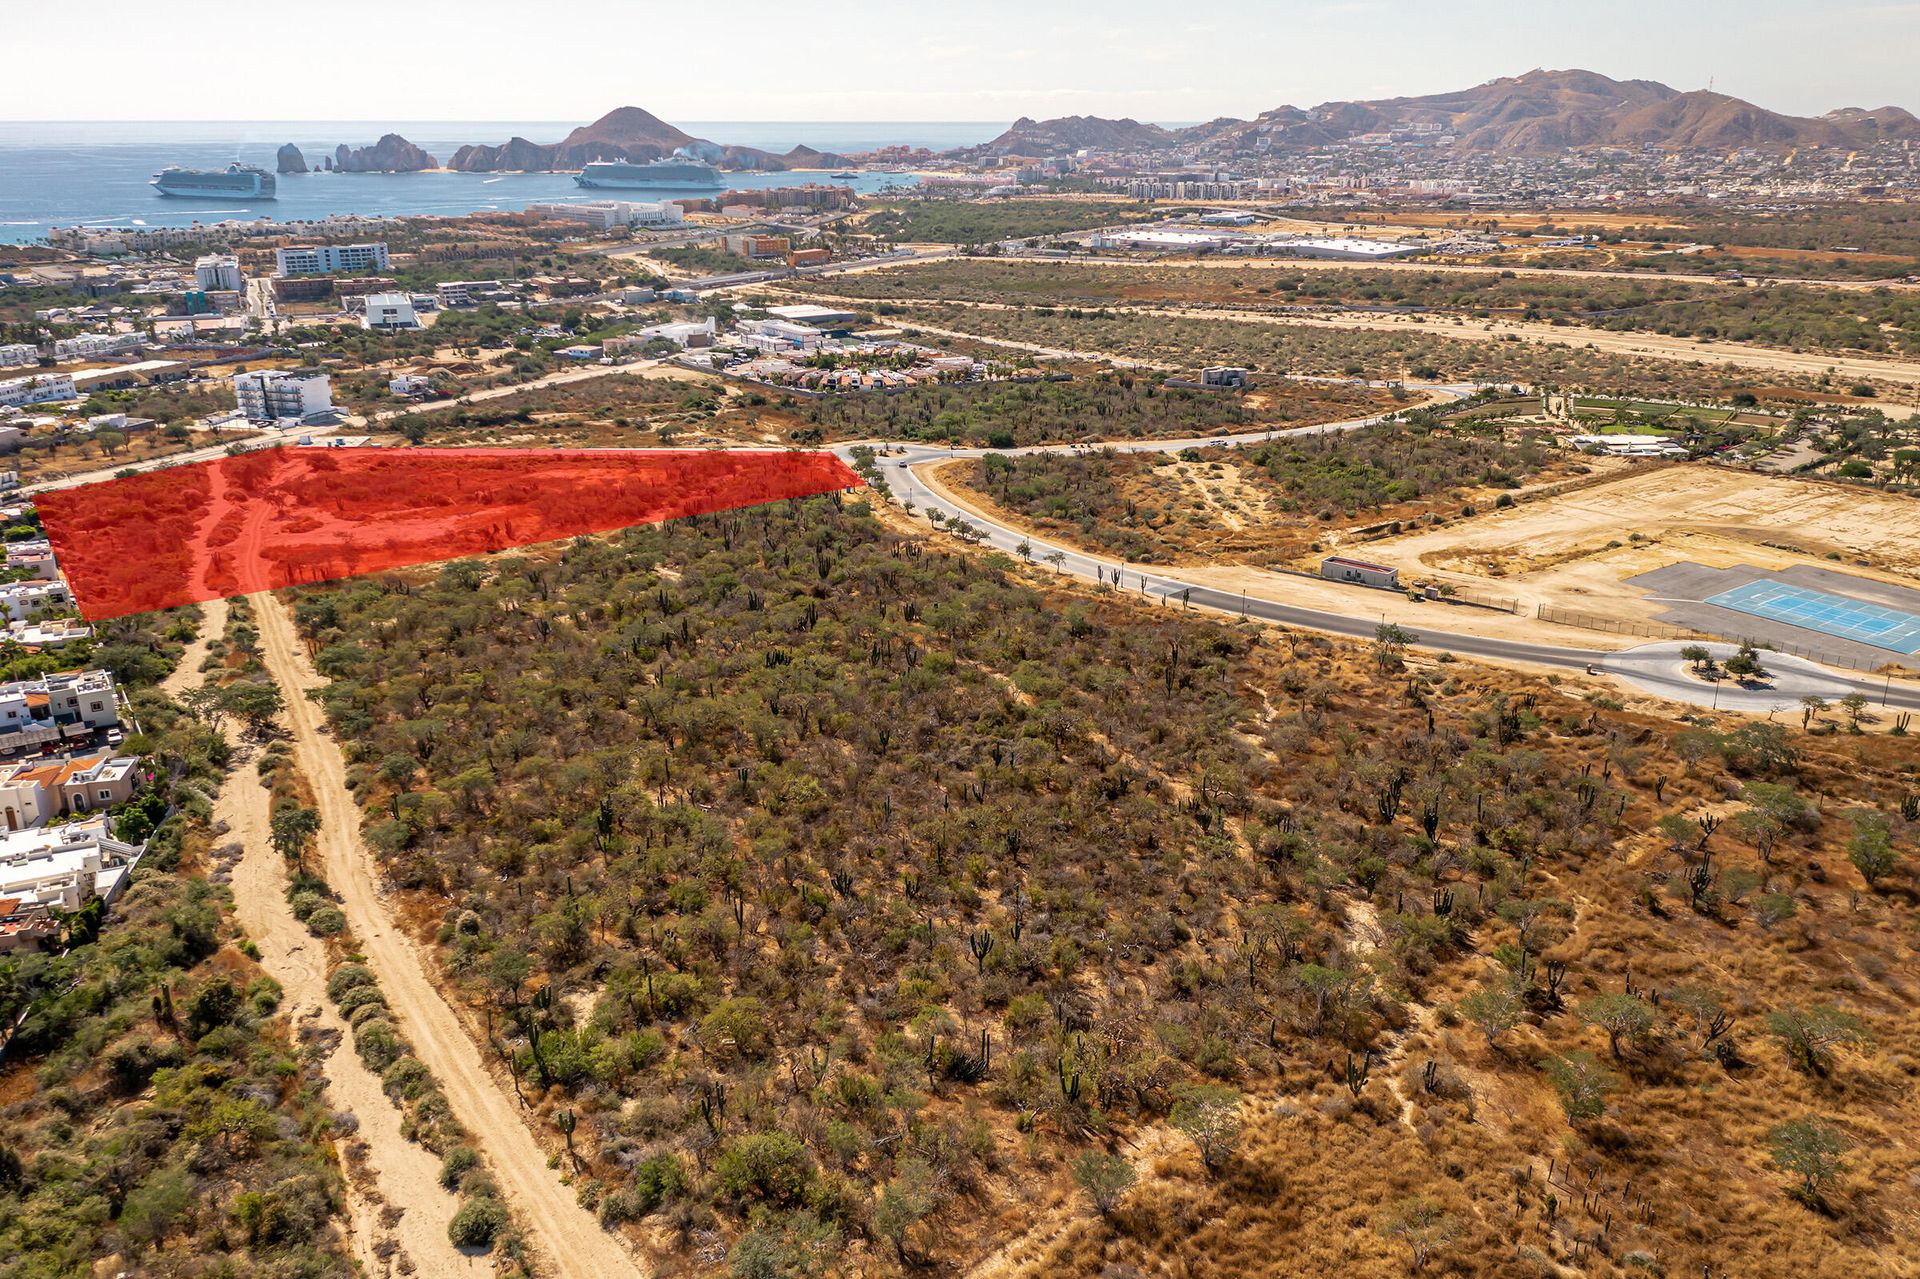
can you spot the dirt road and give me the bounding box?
[364,359,714,425]
[190,597,487,1278]
[247,591,646,1279]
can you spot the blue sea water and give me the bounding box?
[0,120,1005,244]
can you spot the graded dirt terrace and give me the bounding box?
[1344,463,1920,618]
[788,288,1920,398]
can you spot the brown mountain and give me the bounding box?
[331,133,436,172]
[445,107,847,173]
[964,70,1918,158]
[964,115,1184,158]
[1823,106,1920,139]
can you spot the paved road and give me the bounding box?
[843,424,1920,715]
[21,434,287,496]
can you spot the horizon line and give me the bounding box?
[0,117,1021,126]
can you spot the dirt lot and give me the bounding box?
[1344,463,1920,618]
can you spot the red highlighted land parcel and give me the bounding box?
[38,447,862,620]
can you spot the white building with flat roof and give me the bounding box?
[0,374,76,409]
[5,542,55,576]
[738,318,827,352]
[1277,237,1428,261]
[0,344,37,370]
[194,253,244,292]
[0,815,144,912]
[0,581,73,621]
[764,304,857,328]
[0,669,121,755]
[1089,228,1243,251]
[275,242,391,276]
[615,318,716,351]
[361,293,420,331]
[525,200,684,230]
[52,332,143,360]
[234,368,334,422]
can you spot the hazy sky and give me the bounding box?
[5,0,1916,124]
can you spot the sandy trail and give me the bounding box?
[156,608,216,702]
[198,596,486,1279]
[247,590,647,1279]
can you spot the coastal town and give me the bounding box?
[2,38,1920,1279]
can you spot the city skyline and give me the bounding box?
[5,0,1918,123]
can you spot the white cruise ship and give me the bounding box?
[151,164,278,199]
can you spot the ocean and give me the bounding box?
[0,120,1008,244]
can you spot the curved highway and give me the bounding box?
[836,412,1920,716]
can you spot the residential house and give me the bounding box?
[0,753,141,831]
[0,815,144,912]
[0,670,120,753]
[0,580,73,620]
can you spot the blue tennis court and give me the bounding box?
[1705,580,1920,654]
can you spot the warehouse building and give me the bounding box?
[1321,556,1401,589]
[1276,237,1428,261]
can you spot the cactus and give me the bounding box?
[1344,1049,1372,1098]
[1542,959,1568,1009]
[968,928,995,974]
[1057,1056,1081,1104]
[1421,793,1442,840]
[698,1080,726,1135]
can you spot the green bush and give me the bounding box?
[447,1195,509,1248]
[335,985,388,1019]
[440,1145,480,1191]
[713,1132,813,1205]
[306,906,346,936]
[326,963,377,1003]
[632,1151,689,1212]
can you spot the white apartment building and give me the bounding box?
[51,332,143,360]
[0,670,121,751]
[4,619,91,649]
[361,293,420,331]
[0,815,144,912]
[275,242,391,276]
[0,344,37,369]
[194,253,245,292]
[0,581,73,621]
[5,541,56,577]
[0,374,76,409]
[525,200,684,230]
[737,318,826,352]
[233,368,334,422]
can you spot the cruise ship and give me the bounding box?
[575,156,723,190]
[151,164,277,199]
